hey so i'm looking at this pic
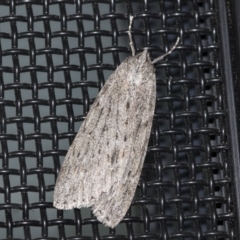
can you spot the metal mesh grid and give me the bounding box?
[0,0,236,239]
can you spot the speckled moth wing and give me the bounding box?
[53,56,131,209]
[93,51,156,228]
[53,50,156,228]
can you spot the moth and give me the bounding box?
[53,16,179,228]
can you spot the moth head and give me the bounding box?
[129,50,155,86]
[138,49,149,62]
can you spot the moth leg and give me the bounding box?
[152,37,180,64]
[128,15,135,56]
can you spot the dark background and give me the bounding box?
[0,0,238,239]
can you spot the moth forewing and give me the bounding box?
[92,52,156,228]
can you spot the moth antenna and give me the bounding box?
[128,16,135,56]
[152,37,180,64]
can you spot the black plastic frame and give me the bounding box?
[222,0,240,238]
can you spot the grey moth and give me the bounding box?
[53,16,179,228]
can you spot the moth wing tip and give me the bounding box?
[93,208,122,228]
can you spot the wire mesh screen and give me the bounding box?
[0,0,236,239]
